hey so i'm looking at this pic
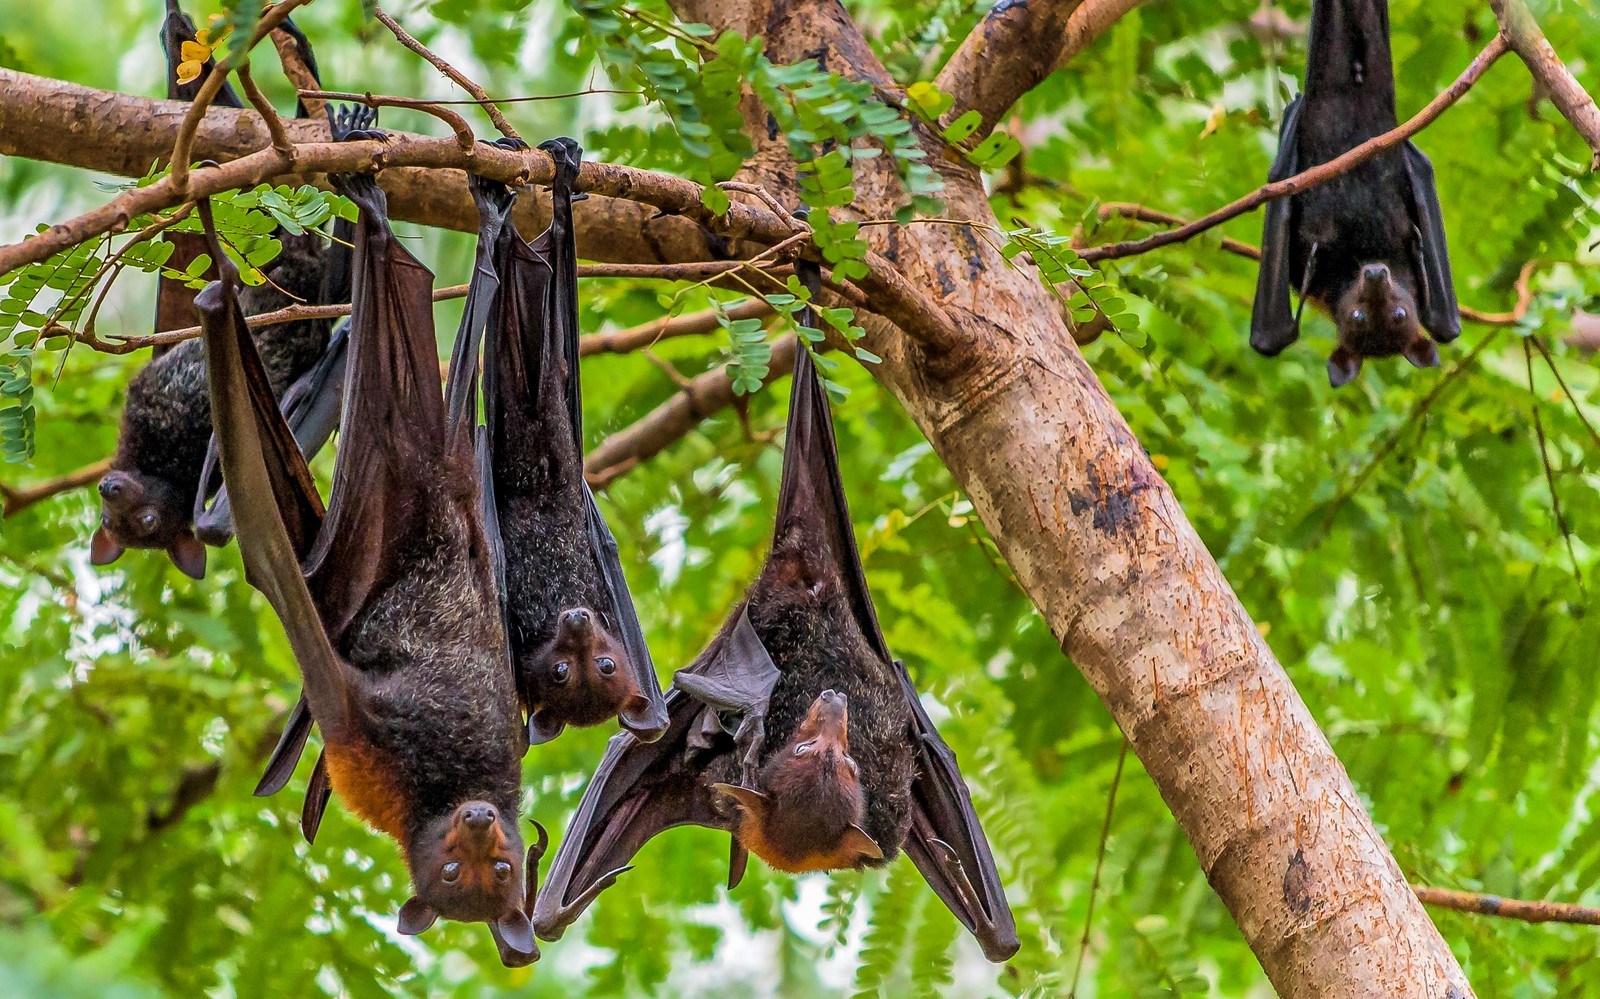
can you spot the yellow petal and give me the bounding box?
[1151,454,1170,472]
[180,40,210,63]
[175,60,203,85]
[194,27,209,45]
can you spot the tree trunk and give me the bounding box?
[0,1,1475,993]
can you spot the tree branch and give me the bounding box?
[0,71,958,354]
[1090,203,1541,326]
[1414,885,1600,926]
[584,336,799,488]
[1489,0,1600,169]
[373,4,521,142]
[1079,35,1509,263]
[936,0,1145,140]
[1,458,113,518]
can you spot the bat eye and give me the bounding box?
[595,657,616,676]
[1392,306,1407,321]
[138,512,158,531]
[794,740,814,756]
[441,862,461,884]
[552,662,571,684]
[494,861,513,883]
[1350,309,1367,323]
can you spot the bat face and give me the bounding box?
[1327,262,1439,386]
[527,607,643,737]
[405,801,526,924]
[93,471,206,578]
[714,689,882,874]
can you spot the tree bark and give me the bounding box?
[0,2,1477,994]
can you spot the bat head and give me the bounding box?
[1328,263,1439,387]
[713,690,883,873]
[92,470,207,579]
[525,607,648,744]
[399,801,538,964]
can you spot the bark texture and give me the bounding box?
[0,2,1478,994]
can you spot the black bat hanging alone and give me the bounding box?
[1250,0,1459,387]
[194,118,538,967]
[93,1,348,578]
[476,137,669,746]
[532,264,1019,962]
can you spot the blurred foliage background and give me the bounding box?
[2,0,1598,996]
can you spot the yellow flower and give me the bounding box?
[175,60,204,85]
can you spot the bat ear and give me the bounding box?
[1403,337,1440,369]
[1326,348,1362,388]
[528,710,566,746]
[843,824,884,862]
[89,527,126,566]
[710,783,768,817]
[167,533,208,579]
[490,910,539,967]
[396,897,438,936]
[618,695,667,744]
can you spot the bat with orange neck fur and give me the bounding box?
[194,116,537,967]
[532,261,1018,962]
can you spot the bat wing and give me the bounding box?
[789,260,1016,959]
[302,160,445,638]
[897,662,1020,961]
[1250,96,1304,357]
[1401,142,1461,344]
[194,319,349,546]
[194,198,354,745]
[533,610,777,940]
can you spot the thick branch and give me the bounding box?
[0,71,957,354]
[585,336,799,488]
[936,0,1144,139]
[1415,885,1600,926]
[1081,35,1509,262]
[0,70,758,269]
[1490,0,1600,169]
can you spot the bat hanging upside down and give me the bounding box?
[1250,0,1460,387]
[533,260,1019,963]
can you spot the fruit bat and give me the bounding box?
[474,136,669,746]
[531,263,1019,963]
[93,3,348,578]
[193,117,537,966]
[1250,0,1460,387]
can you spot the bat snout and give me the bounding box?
[1361,263,1391,284]
[461,802,499,831]
[98,471,135,500]
[559,608,594,636]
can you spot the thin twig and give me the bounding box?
[582,299,773,356]
[1525,339,1585,593]
[301,90,474,149]
[372,5,520,142]
[1,458,113,517]
[1316,330,1504,536]
[1079,35,1510,263]
[1091,202,1541,327]
[97,265,785,355]
[1528,334,1600,452]
[1414,886,1600,926]
[1069,740,1128,999]
[237,64,292,155]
